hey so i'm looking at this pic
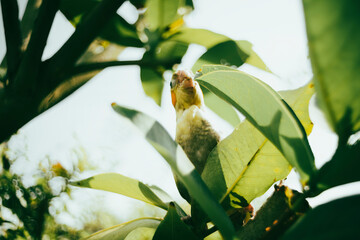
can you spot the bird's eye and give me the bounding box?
[170,81,173,88]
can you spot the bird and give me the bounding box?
[170,69,221,202]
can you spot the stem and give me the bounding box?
[1,0,22,83]
[43,0,127,86]
[13,0,60,93]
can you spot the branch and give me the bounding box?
[1,0,22,83]
[0,0,42,84]
[43,0,127,84]
[65,58,182,79]
[237,185,309,240]
[20,0,43,52]
[13,0,60,93]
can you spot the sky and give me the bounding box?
[1,0,360,230]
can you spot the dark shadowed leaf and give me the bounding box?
[311,141,360,194]
[303,0,360,138]
[85,218,160,240]
[112,104,237,240]
[282,195,360,240]
[70,173,169,210]
[196,66,315,185]
[236,40,270,73]
[153,203,199,240]
[60,0,142,47]
[191,41,248,72]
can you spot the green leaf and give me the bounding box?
[195,66,315,185]
[173,31,268,127]
[282,195,360,240]
[140,67,164,105]
[168,29,268,71]
[70,173,169,210]
[60,0,142,47]
[155,41,188,63]
[144,0,181,31]
[168,28,229,49]
[112,104,237,240]
[237,40,270,73]
[153,203,198,240]
[303,0,360,138]
[202,83,315,207]
[139,41,186,105]
[85,218,160,240]
[204,93,241,127]
[311,141,360,194]
[124,227,156,240]
[191,41,248,72]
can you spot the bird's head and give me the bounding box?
[170,70,204,111]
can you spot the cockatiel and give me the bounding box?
[171,69,221,202]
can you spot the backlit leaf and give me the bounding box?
[196,66,315,185]
[85,218,160,240]
[71,173,169,210]
[202,83,315,207]
[303,0,360,138]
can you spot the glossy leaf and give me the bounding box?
[70,173,169,210]
[60,0,142,47]
[196,66,315,184]
[112,104,237,240]
[303,0,360,138]
[85,218,160,240]
[282,195,360,240]
[312,141,360,194]
[202,83,315,207]
[153,203,198,240]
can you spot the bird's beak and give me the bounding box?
[171,90,176,107]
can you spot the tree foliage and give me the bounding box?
[0,0,359,239]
